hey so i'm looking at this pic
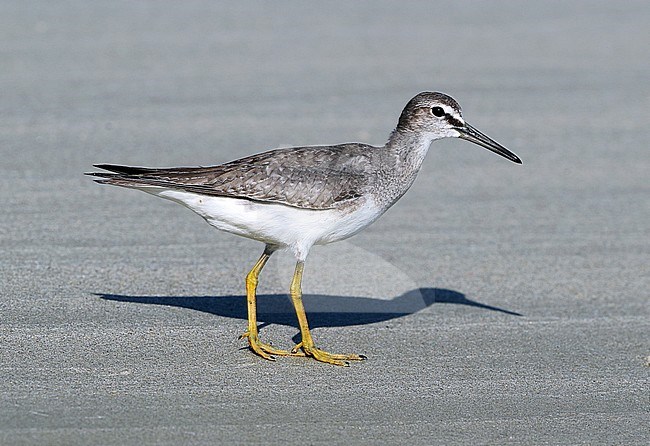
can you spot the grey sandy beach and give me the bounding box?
[1,1,648,444]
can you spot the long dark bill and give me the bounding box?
[458,122,522,164]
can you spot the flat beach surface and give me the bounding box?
[1,1,648,444]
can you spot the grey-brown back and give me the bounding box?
[90,144,379,210]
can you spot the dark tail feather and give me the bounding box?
[85,164,224,194]
[92,164,213,175]
[85,168,163,188]
[86,175,154,188]
[92,164,158,175]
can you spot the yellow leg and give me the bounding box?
[239,246,300,360]
[289,261,366,366]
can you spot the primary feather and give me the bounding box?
[89,144,376,210]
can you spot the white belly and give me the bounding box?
[144,187,384,260]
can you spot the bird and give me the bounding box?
[87,92,522,366]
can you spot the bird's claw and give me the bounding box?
[291,341,366,366]
[240,331,303,360]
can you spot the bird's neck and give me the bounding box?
[383,128,436,174]
[367,129,436,210]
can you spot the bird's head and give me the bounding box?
[397,92,522,164]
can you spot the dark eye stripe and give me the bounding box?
[446,114,464,127]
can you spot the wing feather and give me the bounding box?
[88,144,375,210]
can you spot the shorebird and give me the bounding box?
[88,92,522,366]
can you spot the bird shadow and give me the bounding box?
[96,288,521,329]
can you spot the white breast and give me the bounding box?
[143,187,384,260]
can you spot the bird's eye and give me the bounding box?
[431,106,445,117]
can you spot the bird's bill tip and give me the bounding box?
[458,123,522,164]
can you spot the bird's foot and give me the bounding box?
[239,331,304,360]
[291,342,366,367]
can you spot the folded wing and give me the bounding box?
[87,144,375,210]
